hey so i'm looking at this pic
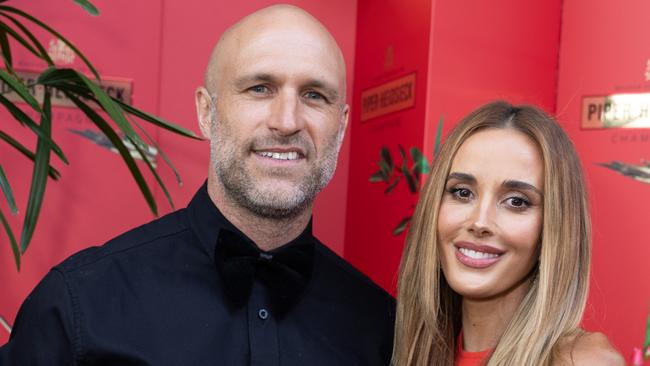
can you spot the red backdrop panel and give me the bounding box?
[344,0,434,293]
[556,0,650,358]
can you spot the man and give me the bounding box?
[0,4,395,366]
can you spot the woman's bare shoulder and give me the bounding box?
[555,331,625,366]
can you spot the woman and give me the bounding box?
[393,101,624,365]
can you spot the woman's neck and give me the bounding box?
[460,279,532,352]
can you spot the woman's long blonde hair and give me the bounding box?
[393,101,591,366]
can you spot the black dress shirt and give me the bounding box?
[0,183,395,365]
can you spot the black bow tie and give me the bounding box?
[214,228,314,317]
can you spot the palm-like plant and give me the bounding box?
[0,0,199,271]
[368,117,444,235]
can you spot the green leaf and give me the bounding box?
[0,68,41,111]
[0,130,60,180]
[402,165,418,193]
[116,100,199,140]
[398,144,407,161]
[0,27,12,69]
[410,146,423,163]
[380,146,393,172]
[74,71,148,150]
[0,20,40,60]
[129,115,183,186]
[36,67,80,85]
[125,135,174,211]
[410,146,430,174]
[434,115,444,156]
[0,208,19,270]
[0,93,68,164]
[73,0,99,16]
[369,171,385,183]
[0,5,100,80]
[20,88,52,253]
[0,12,54,65]
[65,92,158,216]
[384,176,400,194]
[378,159,391,180]
[412,165,421,188]
[0,165,17,214]
[392,216,411,236]
[38,69,198,141]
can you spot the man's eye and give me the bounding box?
[249,85,270,94]
[304,91,325,101]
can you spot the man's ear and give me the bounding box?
[338,104,350,144]
[195,87,213,139]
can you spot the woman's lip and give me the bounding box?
[454,241,504,254]
[453,241,504,269]
[454,247,503,269]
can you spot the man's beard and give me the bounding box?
[209,117,342,220]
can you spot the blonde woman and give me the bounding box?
[393,101,624,366]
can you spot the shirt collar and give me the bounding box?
[186,181,315,262]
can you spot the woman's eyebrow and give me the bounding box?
[502,179,543,197]
[446,172,476,183]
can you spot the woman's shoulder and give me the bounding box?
[556,331,625,366]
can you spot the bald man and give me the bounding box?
[0,5,395,366]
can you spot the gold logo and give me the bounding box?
[48,38,76,65]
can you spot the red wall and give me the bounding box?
[345,0,561,294]
[556,0,650,358]
[0,0,358,344]
[344,0,434,293]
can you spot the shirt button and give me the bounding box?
[258,308,269,320]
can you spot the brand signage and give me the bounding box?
[0,70,133,108]
[361,73,416,122]
[582,93,650,129]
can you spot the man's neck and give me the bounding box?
[207,180,312,252]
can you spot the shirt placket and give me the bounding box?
[247,280,280,366]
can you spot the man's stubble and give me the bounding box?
[208,108,343,220]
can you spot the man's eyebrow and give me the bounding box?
[502,180,543,197]
[304,80,340,102]
[233,73,277,89]
[446,172,476,183]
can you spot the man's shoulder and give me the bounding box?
[55,208,191,274]
[312,238,394,304]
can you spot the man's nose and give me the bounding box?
[468,198,495,238]
[267,90,304,135]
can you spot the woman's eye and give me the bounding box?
[505,196,530,209]
[450,188,473,200]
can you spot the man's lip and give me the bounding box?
[253,147,306,157]
[454,241,505,255]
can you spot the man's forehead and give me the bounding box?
[205,5,346,94]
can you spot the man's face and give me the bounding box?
[201,24,348,219]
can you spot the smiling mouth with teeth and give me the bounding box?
[458,247,500,259]
[256,151,301,161]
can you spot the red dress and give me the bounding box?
[454,334,492,366]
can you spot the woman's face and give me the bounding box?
[438,127,544,300]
